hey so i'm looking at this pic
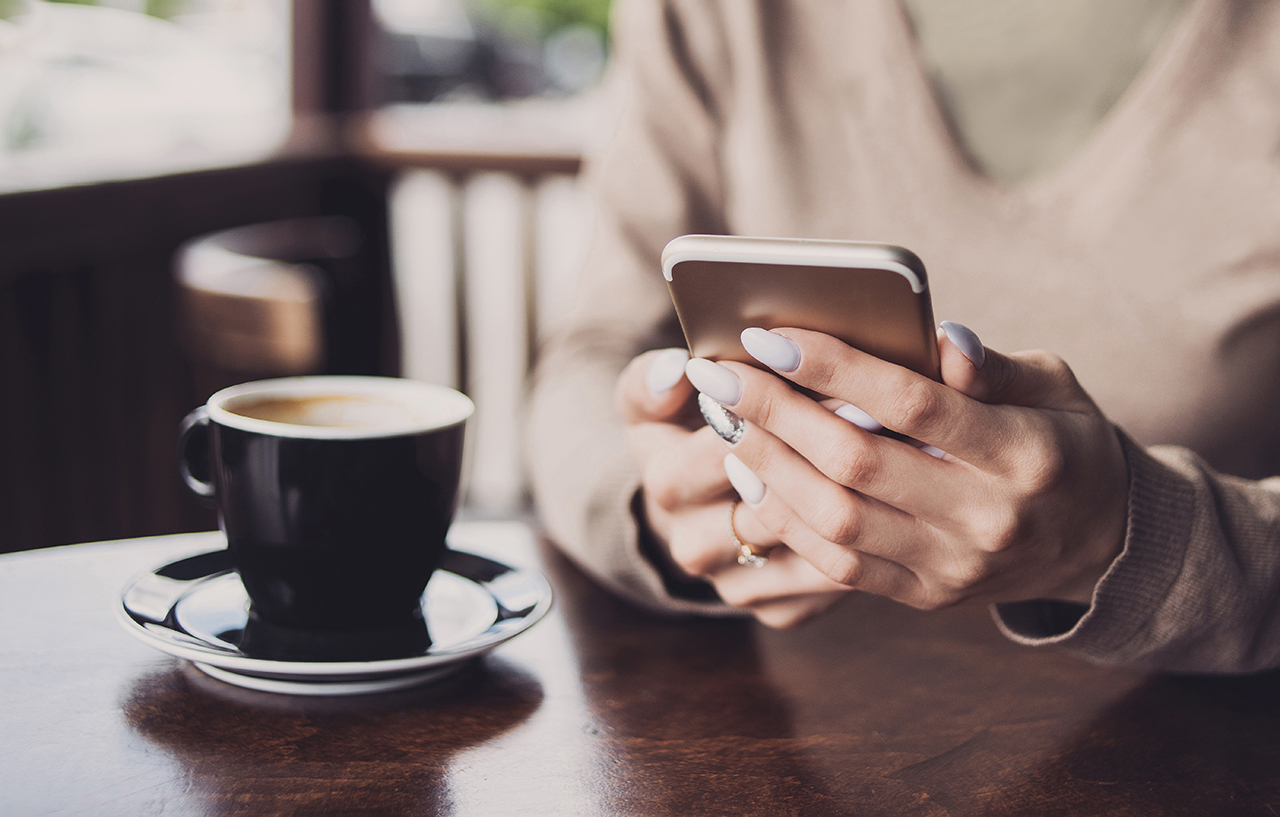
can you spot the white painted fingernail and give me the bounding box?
[834,403,883,433]
[724,453,766,505]
[741,328,800,372]
[646,348,690,395]
[917,442,946,459]
[940,321,986,370]
[686,358,742,406]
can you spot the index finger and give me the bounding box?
[767,327,1019,467]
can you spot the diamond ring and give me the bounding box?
[729,500,769,568]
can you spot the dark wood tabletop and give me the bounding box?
[4,521,1280,816]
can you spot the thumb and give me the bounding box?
[938,321,1095,412]
[616,347,696,424]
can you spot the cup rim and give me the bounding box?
[207,376,474,440]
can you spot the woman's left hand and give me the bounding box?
[683,323,1129,614]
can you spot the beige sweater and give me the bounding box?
[527,0,1280,672]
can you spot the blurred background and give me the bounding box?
[0,0,612,552]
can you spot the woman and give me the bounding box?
[527,0,1280,672]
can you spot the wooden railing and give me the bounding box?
[356,102,596,514]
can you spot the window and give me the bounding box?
[0,0,291,192]
[373,0,609,103]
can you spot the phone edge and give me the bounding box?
[661,234,928,293]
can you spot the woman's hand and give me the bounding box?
[681,323,1129,613]
[617,348,852,626]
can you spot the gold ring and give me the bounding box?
[730,499,769,568]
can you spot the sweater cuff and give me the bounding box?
[631,489,723,603]
[991,429,1195,662]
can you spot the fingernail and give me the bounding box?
[685,358,742,405]
[646,348,690,395]
[724,453,766,505]
[918,443,946,459]
[940,321,986,370]
[699,393,745,444]
[741,327,800,372]
[834,403,883,433]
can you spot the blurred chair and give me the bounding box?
[175,216,370,397]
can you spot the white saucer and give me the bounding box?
[117,548,552,696]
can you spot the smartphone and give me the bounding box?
[663,235,940,387]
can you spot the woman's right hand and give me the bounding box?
[617,348,852,627]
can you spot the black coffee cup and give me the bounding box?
[178,376,473,662]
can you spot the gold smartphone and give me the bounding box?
[663,235,941,386]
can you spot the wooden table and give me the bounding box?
[4,521,1279,816]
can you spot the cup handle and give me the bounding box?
[178,407,215,501]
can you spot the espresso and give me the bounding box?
[228,394,419,429]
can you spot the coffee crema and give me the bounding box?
[227,394,420,429]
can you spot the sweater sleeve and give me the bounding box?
[525,0,741,615]
[994,431,1280,673]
